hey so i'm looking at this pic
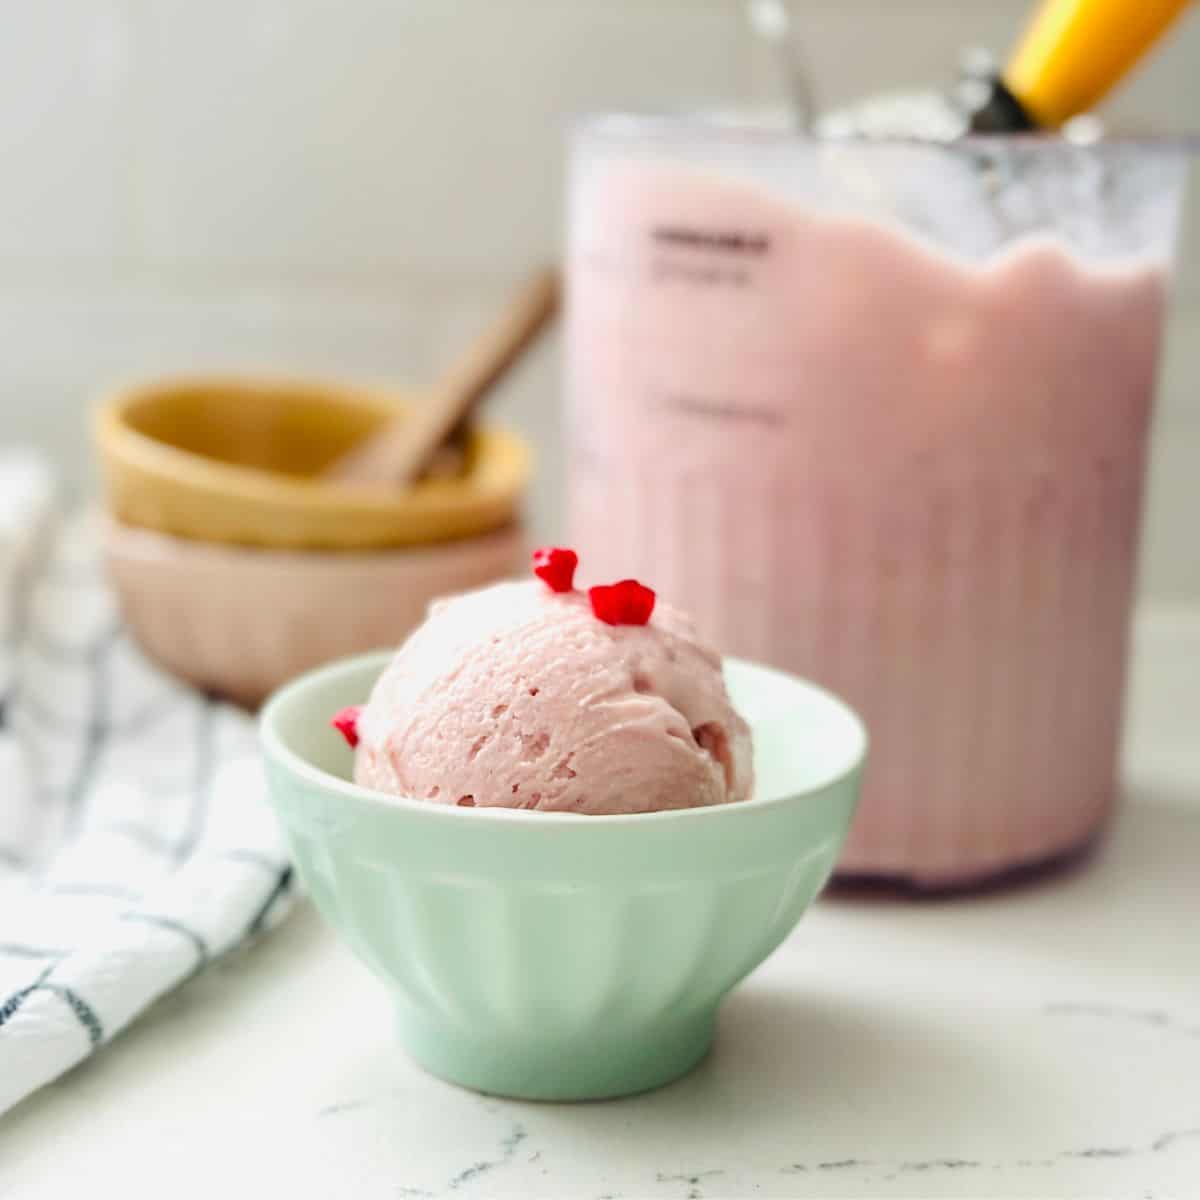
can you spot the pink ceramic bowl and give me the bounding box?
[104,518,525,708]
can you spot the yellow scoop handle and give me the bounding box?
[1005,0,1191,128]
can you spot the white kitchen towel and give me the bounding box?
[0,451,295,1117]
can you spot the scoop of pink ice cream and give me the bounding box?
[354,579,753,814]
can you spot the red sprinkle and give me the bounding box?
[331,706,361,748]
[589,580,656,626]
[532,546,578,593]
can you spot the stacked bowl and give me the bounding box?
[96,376,530,707]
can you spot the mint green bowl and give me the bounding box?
[260,652,866,1101]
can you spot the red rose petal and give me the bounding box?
[532,546,578,593]
[588,580,656,626]
[331,705,362,748]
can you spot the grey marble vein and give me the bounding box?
[1044,1001,1200,1040]
[446,1122,528,1192]
[779,1126,1200,1182]
[315,1096,372,1118]
[655,1169,725,1199]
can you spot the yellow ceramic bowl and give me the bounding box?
[95,375,531,550]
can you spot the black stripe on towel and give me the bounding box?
[0,965,56,1029]
[64,626,122,838]
[0,942,66,960]
[95,822,183,859]
[246,866,295,938]
[16,687,184,741]
[34,983,104,1046]
[25,630,102,664]
[0,845,28,871]
[48,882,143,902]
[177,697,216,861]
[119,911,209,970]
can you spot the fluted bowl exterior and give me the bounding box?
[260,652,865,1099]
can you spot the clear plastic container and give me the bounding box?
[566,116,1189,888]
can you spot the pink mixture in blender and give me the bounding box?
[567,123,1185,887]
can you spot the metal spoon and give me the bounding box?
[745,0,819,131]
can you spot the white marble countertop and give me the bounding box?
[1,609,1197,1200]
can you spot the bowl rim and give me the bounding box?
[574,111,1200,155]
[95,371,532,515]
[102,512,525,565]
[259,650,868,828]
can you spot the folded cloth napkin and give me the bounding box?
[0,451,295,1117]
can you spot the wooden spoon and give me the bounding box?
[325,268,559,487]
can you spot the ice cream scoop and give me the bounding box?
[817,0,1192,140]
[969,0,1192,133]
[344,554,753,815]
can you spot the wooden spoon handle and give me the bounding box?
[326,268,560,486]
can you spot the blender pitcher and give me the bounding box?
[565,118,1189,888]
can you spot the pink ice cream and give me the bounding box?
[352,579,753,814]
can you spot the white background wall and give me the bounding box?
[1,0,1197,602]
